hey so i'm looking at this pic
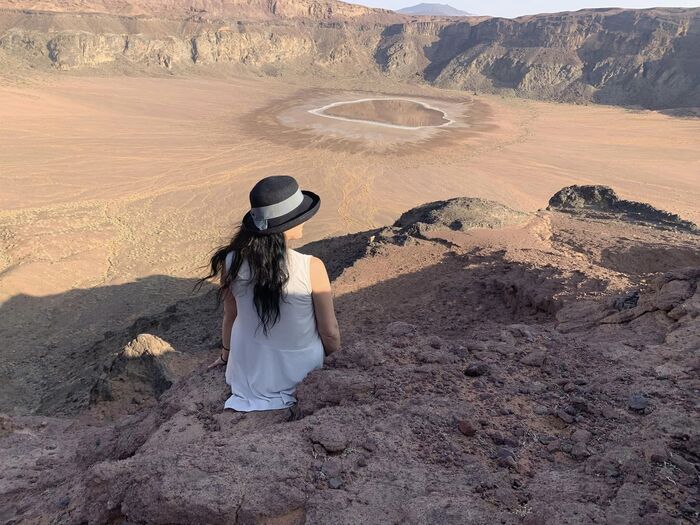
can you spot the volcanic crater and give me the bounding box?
[309,98,452,129]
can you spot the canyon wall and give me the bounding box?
[1,1,699,109]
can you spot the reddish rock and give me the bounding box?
[521,351,546,367]
[386,321,416,337]
[457,419,478,437]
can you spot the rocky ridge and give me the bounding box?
[1,1,699,109]
[396,4,472,17]
[548,185,698,233]
[0,0,390,20]
[1,187,698,524]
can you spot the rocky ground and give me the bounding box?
[0,186,698,524]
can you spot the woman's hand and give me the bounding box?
[207,348,229,370]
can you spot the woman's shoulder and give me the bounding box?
[289,249,323,267]
[287,248,308,261]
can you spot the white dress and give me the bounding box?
[223,248,324,411]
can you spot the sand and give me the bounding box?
[0,74,699,412]
[1,76,697,297]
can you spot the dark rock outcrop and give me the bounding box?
[375,197,528,246]
[393,197,529,233]
[548,185,698,232]
[90,334,177,405]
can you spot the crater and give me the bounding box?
[309,98,452,129]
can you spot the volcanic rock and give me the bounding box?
[464,363,489,377]
[386,321,417,337]
[122,334,175,358]
[89,334,176,405]
[328,477,343,489]
[495,447,517,469]
[310,427,348,453]
[520,351,546,367]
[556,409,575,424]
[669,453,697,476]
[457,419,478,437]
[392,197,528,237]
[570,442,591,459]
[628,393,649,412]
[571,429,592,444]
[547,185,698,232]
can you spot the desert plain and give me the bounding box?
[1,73,699,414]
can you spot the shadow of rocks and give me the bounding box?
[600,243,700,276]
[332,249,580,350]
[0,228,396,416]
[372,23,406,72]
[0,275,219,416]
[548,185,698,233]
[300,229,382,281]
[657,107,700,118]
[70,255,699,525]
[422,22,475,82]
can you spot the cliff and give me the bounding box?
[1,1,699,109]
[0,0,392,20]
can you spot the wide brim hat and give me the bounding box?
[242,175,321,235]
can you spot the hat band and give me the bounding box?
[249,188,304,231]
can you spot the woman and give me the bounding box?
[201,175,340,412]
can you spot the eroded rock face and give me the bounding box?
[0,0,389,20]
[122,333,175,358]
[548,185,698,233]
[90,334,177,406]
[1,4,699,109]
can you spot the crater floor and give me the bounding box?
[310,98,451,129]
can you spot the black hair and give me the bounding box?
[196,222,289,335]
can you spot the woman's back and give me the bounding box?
[223,248,324,411]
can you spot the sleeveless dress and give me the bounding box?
[223,248,324,411]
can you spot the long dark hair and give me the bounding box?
[196,222,289,335]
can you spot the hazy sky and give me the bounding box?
[355,1,699,18]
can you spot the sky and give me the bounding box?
[354,1,700,18]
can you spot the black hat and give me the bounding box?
[242,175,321,235]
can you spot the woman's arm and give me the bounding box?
[310,256,340,356]
[208,265,237,369]
[221,283,237,358]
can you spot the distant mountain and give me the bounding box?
[397,3,472,16]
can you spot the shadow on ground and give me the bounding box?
[0,230,379,415]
